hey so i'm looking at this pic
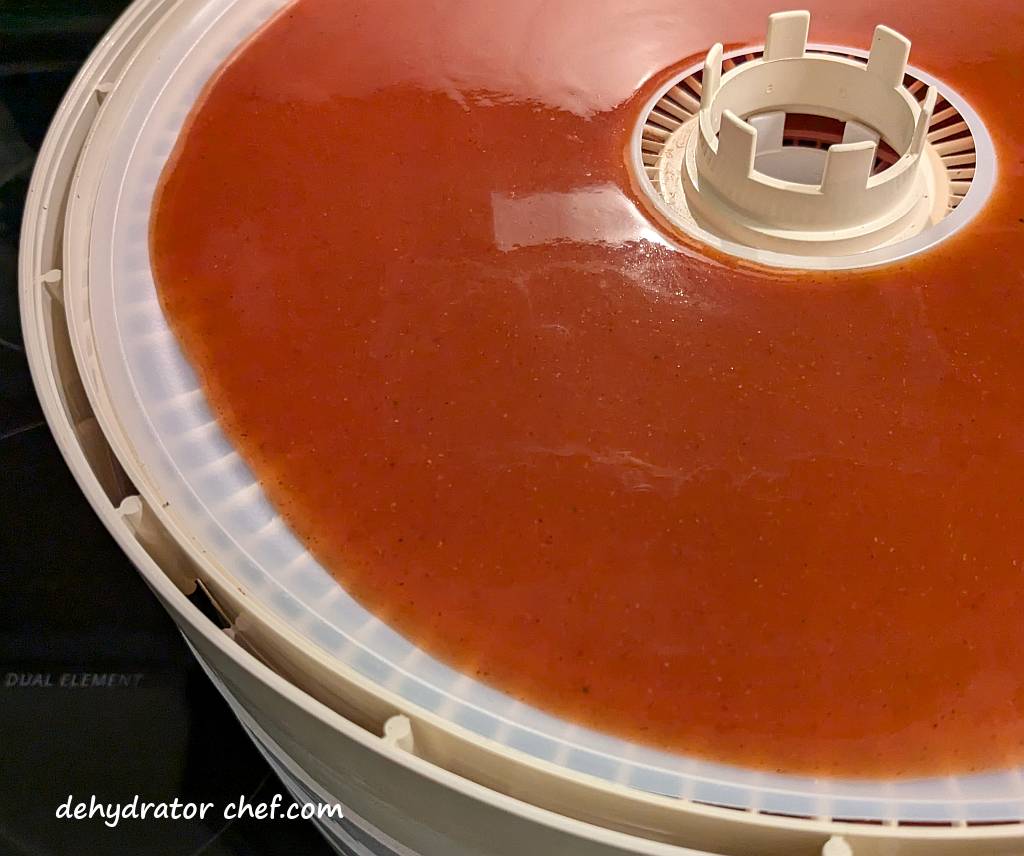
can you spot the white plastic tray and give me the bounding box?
[83,0,1024,822]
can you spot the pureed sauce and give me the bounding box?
[151,0,1024,775]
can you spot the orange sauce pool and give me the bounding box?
[151,0,1024,776]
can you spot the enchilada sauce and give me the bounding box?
[151,0,1024,774]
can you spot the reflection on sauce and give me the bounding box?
[152,0,1024,775]
[491,184,666,251]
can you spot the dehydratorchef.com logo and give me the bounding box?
[56,794,344,828]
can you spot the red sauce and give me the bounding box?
[151,0,1024,775]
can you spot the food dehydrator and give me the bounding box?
[19,0,1024,853]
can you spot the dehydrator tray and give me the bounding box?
[65,0,1024,823]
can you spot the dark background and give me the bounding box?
[0,4,334,853]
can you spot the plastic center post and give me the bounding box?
[656,10,951,258]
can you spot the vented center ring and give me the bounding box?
[631,30,995,271]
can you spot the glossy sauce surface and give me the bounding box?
[152,0,1024,775]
